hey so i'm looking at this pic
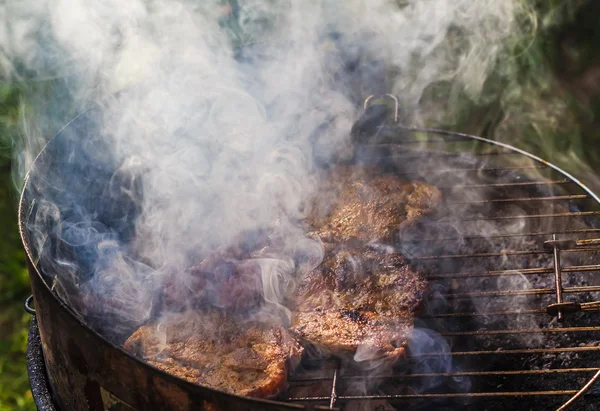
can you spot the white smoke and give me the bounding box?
[3,0,524,334]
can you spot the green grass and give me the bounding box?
[0,1,599,410]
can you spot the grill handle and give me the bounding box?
[25,295,36,315]
[351,93,407,144]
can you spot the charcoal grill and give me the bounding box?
[21,96,600,410]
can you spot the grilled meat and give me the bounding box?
[158,229,277,314]
[160,259,264,313]
[290,246,427,361]
[308,166,442,245]
[140,165,436,395]
[290,166,434,361]
[124,310,302,398]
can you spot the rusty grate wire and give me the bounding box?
[280,125,600,410]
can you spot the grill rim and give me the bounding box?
[19,117,600,410]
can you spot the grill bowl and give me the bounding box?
[20,109,600,410]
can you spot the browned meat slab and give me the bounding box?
[124,311,302,398]
[308,166,442,245]
[158,229,276,313]
[290,246,427,362]
[160,259,264,313]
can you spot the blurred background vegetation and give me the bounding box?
[0,84,35,410]
[1,0,600,409]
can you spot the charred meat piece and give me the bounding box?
[157,229,278,314]
[308,166,442,245]
[124,310,302,398]
[290,246,427,362]
[160,259,264,313]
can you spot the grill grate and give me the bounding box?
[280,125,600,410]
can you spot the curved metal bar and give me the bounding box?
[397,126,600,205]
[24,295,36,315]
[557,368,600,411]
[363,93,399,122]
[18,107,92,270]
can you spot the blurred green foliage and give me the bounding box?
[0,84,35,410]
[0,1,600,410]
[427,0,600,190]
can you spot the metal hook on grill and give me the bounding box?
[351,94,403,144]
[363,94,399,123]
[544,235,600,320]
[544,234,569,321]
[24,295,36,315]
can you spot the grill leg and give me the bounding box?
[27,316,58,411]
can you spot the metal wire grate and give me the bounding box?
[280,126,600,410]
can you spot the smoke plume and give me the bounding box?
[4,0,524,340]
